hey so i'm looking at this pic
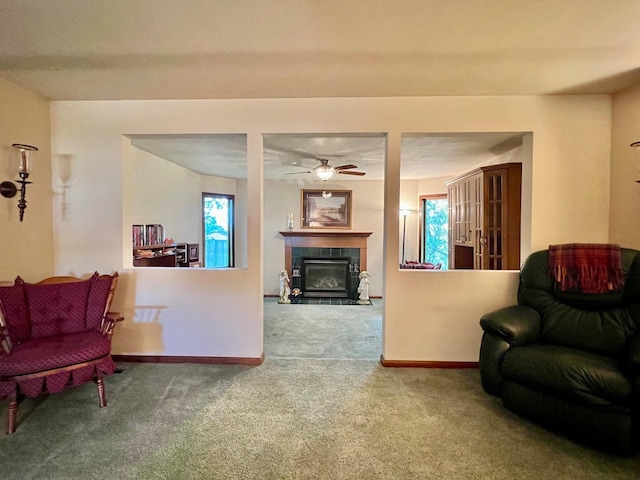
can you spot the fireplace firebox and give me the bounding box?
[301,257,350,298]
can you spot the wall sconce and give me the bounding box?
[0,144,37,222]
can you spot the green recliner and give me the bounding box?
[479,248,640,455]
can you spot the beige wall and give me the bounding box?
[50,95,612,361]
[610,83,640,249]
[0,78,53,281]
[264,178,385,296]
[130,147,201,248]
[416,176,451,196]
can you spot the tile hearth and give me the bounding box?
[289,297,373,305]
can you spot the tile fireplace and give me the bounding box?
[279,231,372,299]
[301,257,351,298]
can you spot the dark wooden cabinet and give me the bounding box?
[133,243,188,267]
[446,163,521,270]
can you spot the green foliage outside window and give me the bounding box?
[423,198,449,269]
[203,194,233,268]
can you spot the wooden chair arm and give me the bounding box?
[0,300,13,355]
[106,311,125,322]
[0,325,13,355]
[101,312,124,339]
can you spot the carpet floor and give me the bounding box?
[0,299,638,479]
[263,299,381,360]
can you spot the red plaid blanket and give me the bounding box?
[549,243,624,294]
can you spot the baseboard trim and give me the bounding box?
[113,353,264,366]
[379,355,479,368]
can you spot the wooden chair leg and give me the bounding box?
[95,376,107,408]
[7,391,18,434]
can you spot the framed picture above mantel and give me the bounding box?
[301,189,352,229]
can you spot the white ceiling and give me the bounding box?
[4,1,635,179]
[1,1,639,101]
[129,132,526,180]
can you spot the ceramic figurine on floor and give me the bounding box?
[357,270,372,304]
[278,269,291,304]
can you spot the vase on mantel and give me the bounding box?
[286,213,294,231]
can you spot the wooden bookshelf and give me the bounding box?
[133,243,188,267]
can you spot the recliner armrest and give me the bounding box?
[627,333,640,372]
[480,305,541,346]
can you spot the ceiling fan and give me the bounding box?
[284,158,366,180]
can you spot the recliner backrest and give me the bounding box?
[518,248,640,356]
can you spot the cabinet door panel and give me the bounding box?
[482,164,521,270]
[447,163,521,271]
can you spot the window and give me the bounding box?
[202,193,234,268]
[420,194,449,269]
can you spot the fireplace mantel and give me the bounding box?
[279,231,372,241]
[279,231,372,274]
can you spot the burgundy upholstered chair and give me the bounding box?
[0,272,121,433]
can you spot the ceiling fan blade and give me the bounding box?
[338,170,366,176]
[288,163,312,169]
[283,171,311,176]
[312,154,348,161]
[334,164,359,171]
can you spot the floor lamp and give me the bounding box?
[400,209,412,264]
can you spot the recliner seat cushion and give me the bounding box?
[502,344,632,412]
[0,331,111,377]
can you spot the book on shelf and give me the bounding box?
[132,224,164,246]
[132,224,145,246]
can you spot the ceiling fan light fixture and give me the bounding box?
[314,164,334,181]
